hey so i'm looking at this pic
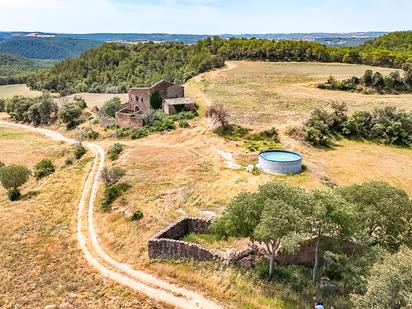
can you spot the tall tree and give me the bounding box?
[307,190,357,282]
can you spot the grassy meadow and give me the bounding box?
[0,84,42,98]
[193,61,412,130]
[0,126,164,309]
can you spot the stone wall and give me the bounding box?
[114,110,144,128]
[148,218,329,268]
[148,218,222,262]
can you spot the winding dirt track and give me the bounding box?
[0,121,222,309]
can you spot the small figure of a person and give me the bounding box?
[315,301,325,309]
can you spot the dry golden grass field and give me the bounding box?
[0,84,42,98]
[192,61,412,130]
[55,92,128,108]
[0,125,165,309]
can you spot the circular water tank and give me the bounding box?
[258,150,302,175]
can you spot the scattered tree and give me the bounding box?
[100,97,122,117]
[0,164,30,201]
[337,181,412,251]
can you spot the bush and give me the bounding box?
[73,145,86,160]
[33,159,55,180]
[171,110,198,121]
[58,102,83,129]
[130,127,150,139]
[100,166,126,185]
[7,188,21,201]
[150,117,176,132]
[131,210,144,221]
[76,127,99,140]
[214,123,249,140]
[100,97,122,117]
[101,182,130,211]
[107,143,124,161]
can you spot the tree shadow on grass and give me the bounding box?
[21,190,40,201]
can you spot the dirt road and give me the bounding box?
[0,121,222,309]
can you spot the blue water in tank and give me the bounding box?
[260,151,302,162]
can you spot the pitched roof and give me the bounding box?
[163,97,195,106]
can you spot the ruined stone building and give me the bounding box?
[115,80,196,127]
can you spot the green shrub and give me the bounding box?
[131,210,144,221]
[110,127,132,138]
[130,128,149,139]
[101,182,130,211]
[73,145,86,160]
[150,117,176,132]
[214,123,249,140]
[107,143,124,161]
[171,110,198,121]
[33,159,55,180]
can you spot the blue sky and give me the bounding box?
[0,0,411,34]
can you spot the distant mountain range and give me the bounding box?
[0,31,389,48]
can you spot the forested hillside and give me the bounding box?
[0,53,54,85]
[27,42,224,94]
[28,32,412,94]
[361,31,412,51]
[0,37,102,60]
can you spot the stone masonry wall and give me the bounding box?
[148,218,221,262]
[148,217,323,267]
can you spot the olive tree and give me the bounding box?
[0,164,30,201]
[213,182,309,279]
[254,199,306,278]
[337,181,412,251]
[352,247,412,309]
[307,190,357,282]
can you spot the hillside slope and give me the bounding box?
[361,31,412,51]
[0,53,54,84]
[0,37,102,60]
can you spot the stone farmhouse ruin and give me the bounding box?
[115,80,196,127]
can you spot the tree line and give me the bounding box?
[318,69,412,94]
[26,32,412,95]
[302,103,412,147]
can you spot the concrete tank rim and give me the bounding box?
[259,149,303,163]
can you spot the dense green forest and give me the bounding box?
[27,32,412,94]
[361,31,412,51]
[27,42,225,94]
[0,37,102,60]
[0,53,54,85]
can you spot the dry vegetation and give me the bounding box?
[0,84,42,98]
[55,92,128,109]
[0,126,165,309]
